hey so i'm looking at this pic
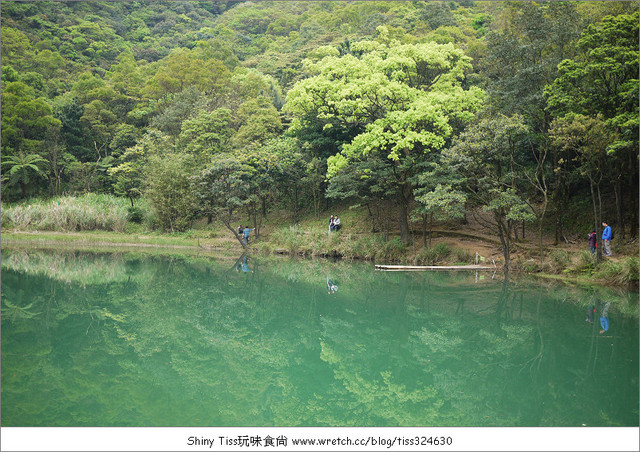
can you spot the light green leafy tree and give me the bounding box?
[177,108,234,162]
[286,28,484,243]
[145,152,197,232]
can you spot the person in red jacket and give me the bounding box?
[588,230,597,254]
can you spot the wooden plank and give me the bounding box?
[375,264,495,271]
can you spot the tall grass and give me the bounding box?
[595,257,640,286]
[414,243,450,265]
[1,194,149,233]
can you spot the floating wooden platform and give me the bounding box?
[375,264,495,271]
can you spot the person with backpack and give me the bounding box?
[601,221,612,256]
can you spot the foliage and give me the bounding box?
[144,152,197,232]
[287,29,484,243]
[194,155,256,246]
[1,152,49,198]
[0,1,637,249]
[595,257,640,285]
[443,113,535,267]
[0,193,136,232]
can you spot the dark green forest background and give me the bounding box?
[1,1,638,262]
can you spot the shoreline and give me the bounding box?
[3,231,636,291]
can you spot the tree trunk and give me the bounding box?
[589,177,601,261]
[222,219,246,248]
[422,214,427,248]
[429,212,433,248]
[627,148,638,237]
[495,211,511,271]
[614,177,624,239]
[398,200,411,245]
[538,193,548,261]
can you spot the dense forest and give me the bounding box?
[1,1,638,266]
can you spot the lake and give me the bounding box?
[1,248,638,427]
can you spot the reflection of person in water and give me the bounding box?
[586,304,596,324]
[326,277,338,294]
[241,255,252,273]
[599,301,611,334]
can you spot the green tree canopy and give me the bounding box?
[286,28,484,243]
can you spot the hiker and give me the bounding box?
[329,215,335,232]
[333,216,341,231]
[243,226,254,246]
[601,221,612,256]
[588,230,597,254]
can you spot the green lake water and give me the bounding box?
[1,248,638,427]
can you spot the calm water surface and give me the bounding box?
[1,248,638,427]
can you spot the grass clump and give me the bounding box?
[415,243,450,265]
[595,257,639,286]
[573,250,597,274]
[2,194,150,233]
[549,249,571,273]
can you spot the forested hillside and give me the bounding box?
[2,1,638,264]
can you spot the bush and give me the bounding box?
[596,257,639,285]
[417,242,450,265]
[573,250,597,273]
[453,247,474,264]
[549,249,571,272]
[127,206,145,224]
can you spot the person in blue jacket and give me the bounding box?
[243,226,254,246]
[601,221,612,256]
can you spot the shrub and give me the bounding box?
[127,206,145,224]
[596,257,639,285]
[453,247,474,264]
[417,242,450,265]
[381,237,406,260]
[574,250,597,273]
[549,250,571,272]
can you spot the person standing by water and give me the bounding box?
[601,221,612,256]
[329,215,334,233]
[588,230,597,254]
[243,226,254,246]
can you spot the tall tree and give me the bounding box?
[286,30,484,243]
[443,114,535,270]
[549,114,612,258]
[194,156,256,248]
[545,11,639,237]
